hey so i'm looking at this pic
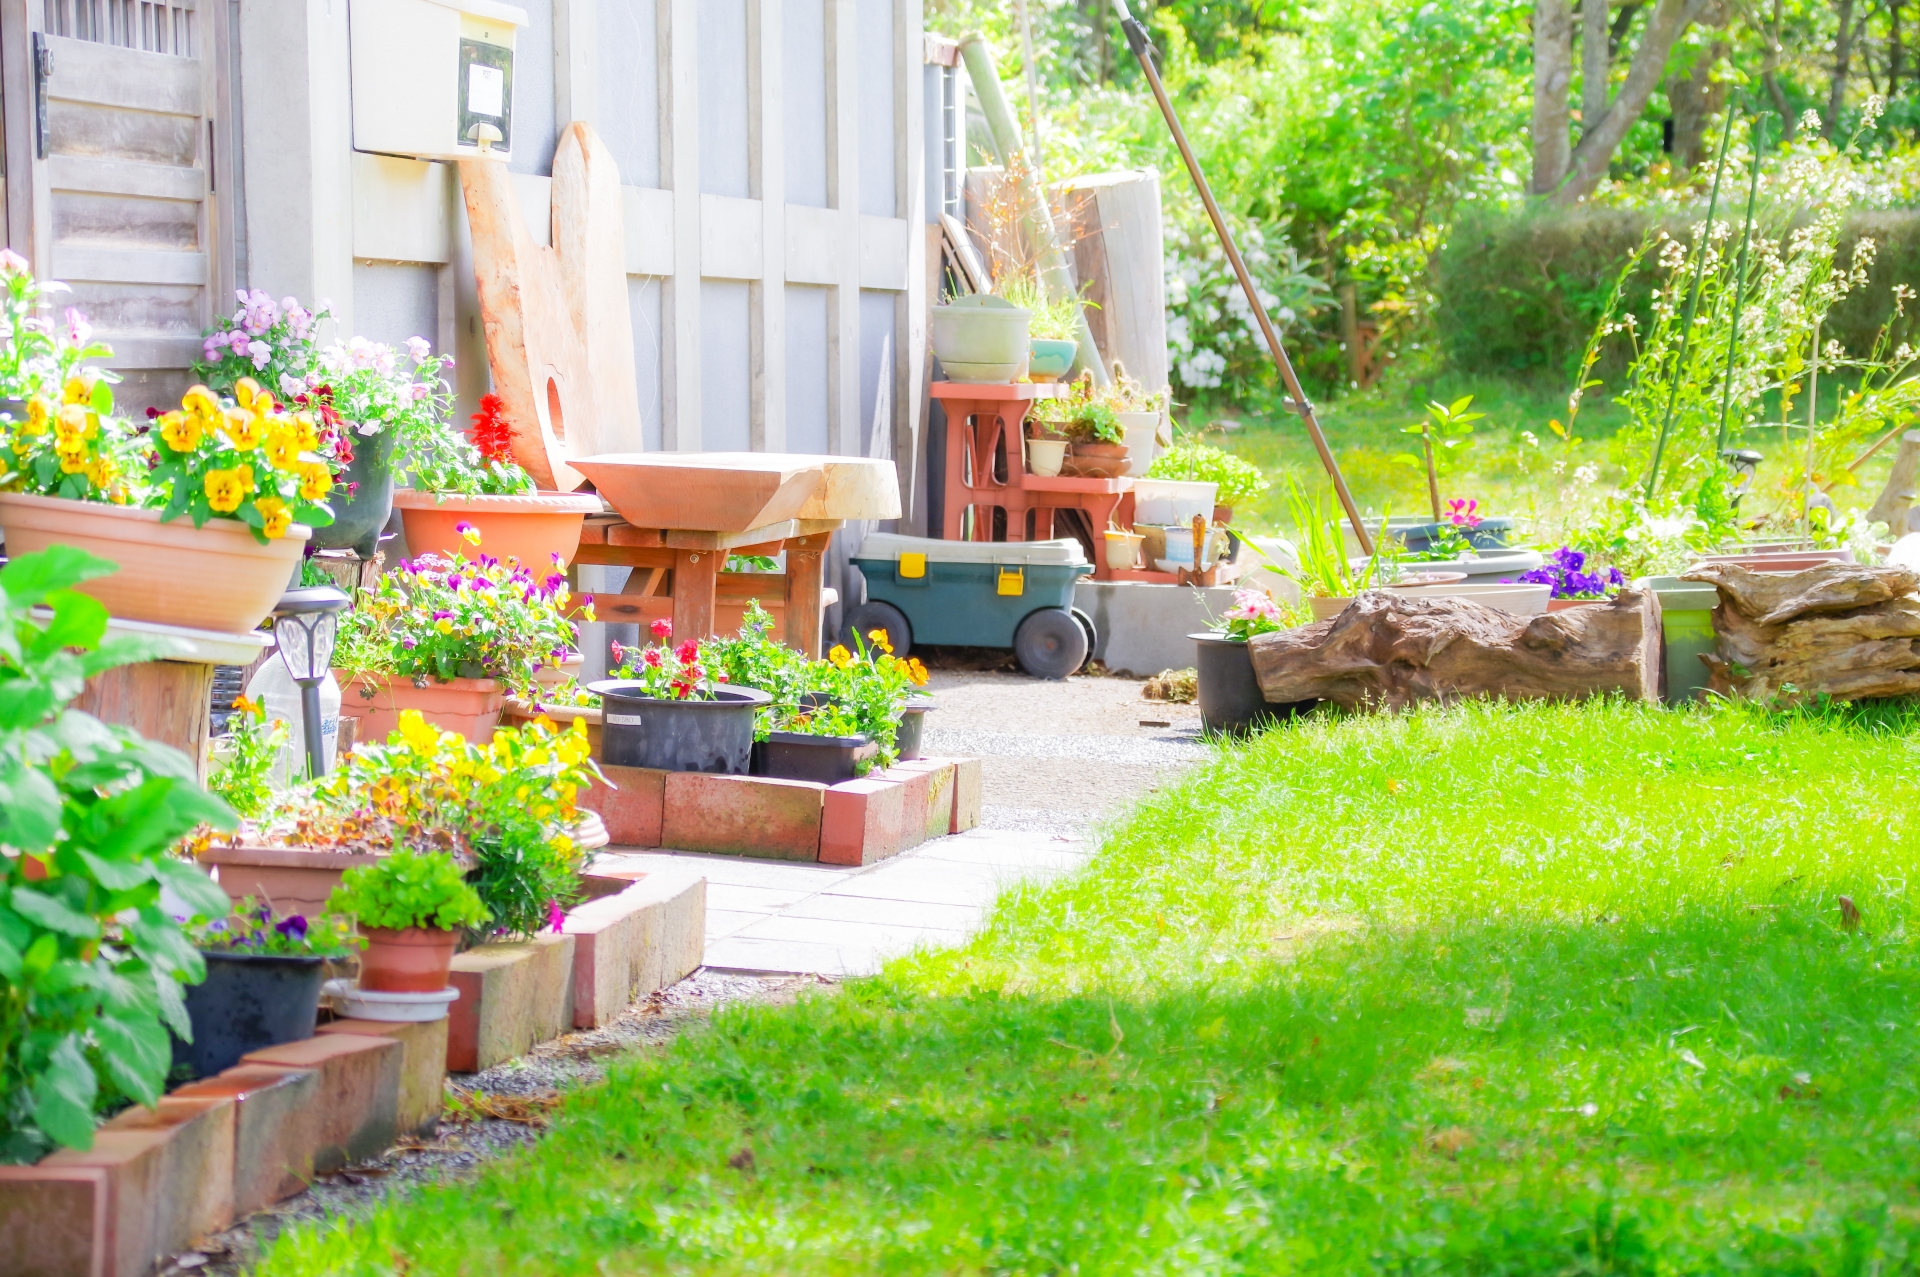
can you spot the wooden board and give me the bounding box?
[74,658,215,782]
[458,121,640,491]
[570,452,900,532]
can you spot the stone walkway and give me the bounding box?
[600,669,1210,977]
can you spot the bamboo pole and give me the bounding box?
[1106,1,1373,553]
[1646,107,1737,500]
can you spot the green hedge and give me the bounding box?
[1435,205,1920,383]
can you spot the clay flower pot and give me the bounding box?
[0,491,307,632]
[338,671,505,745]
[358,925,461,993]
[1546,597,1609,612]
[392,489,603,569]
[1062,441,1130,479]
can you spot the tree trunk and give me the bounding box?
[1553,0,1709,204]
[1669,41,1728,169]
[1823,0,1857,138]
[1583,0,1613,131]
[1893,1,1906,92]
[1533,0,1577,194]
[1761,0,1799,137]
[1684,561,1920,701]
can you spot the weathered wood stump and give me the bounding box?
[1682,561,1920,701]
[1247,589,1661,710]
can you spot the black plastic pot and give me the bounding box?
[173,951,327,1079]
[307,424,398,560]
[752,731,878,784]
[1190,632,1315,736]
[588,681,772,773]
[896,698,935,761]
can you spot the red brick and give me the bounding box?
[873,763,943,854]
[564,876,706,1027]
[98,1094,235,1256]
[820,778,907,866]
[241,1034,400,1172]
[0,1162,110,1277]
[948,756,982,832]
[317,1018,449,1135]
[660,772,824,860]
[35,1129,171,1277]
[888,759,958,846]
[446,935,576,1072]
[576,764,666,847]
[172,1065,318,1214]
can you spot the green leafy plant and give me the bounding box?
[404,392,537,498]
[327,851,488,934]
[1393,395,1484,521]
[1280,479,1389,600]
[994,274,1085,343]
[1145,441,1270,509]
[0,546,237,1162]
[1030,372,1122,444]
[185,897,355,958]
[207,695,288,820]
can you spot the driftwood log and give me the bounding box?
[1682,561,1920,701]
[1247,589,1660,710]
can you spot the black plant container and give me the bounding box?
[1190,632,1315,737]
[895,698,935,761]
[173,951,327,1079]
[588,682,773,773]
[752,731,878,784]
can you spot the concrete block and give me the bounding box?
[172,1064,319,1215]
[576,764,666,847]
[35,1128,176,1277]
[889,759,958,846]
[563,875,707,1028]
[317,1017,449,1135]
[873,763,948,854]
[661,772,824,860]
[241,1034,400,1172]
[950,756,983,832]
[446,934,577,1072]
[1075,580,1240,677]
[820,777,906,866]
[0,1162,109,1277]
[97,1094,236,1258]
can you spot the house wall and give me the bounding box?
[232,0,929,530]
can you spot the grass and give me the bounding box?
[260,699,1920,1274]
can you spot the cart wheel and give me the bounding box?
[1071,607,1099,672]
[843,600,912,657]
[1014,607,1089,680]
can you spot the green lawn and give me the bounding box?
[262,700,1920,1274]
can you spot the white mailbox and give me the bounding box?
[349,0,526,162]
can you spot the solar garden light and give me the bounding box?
[271,585,350,779]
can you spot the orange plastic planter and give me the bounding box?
[338,672,505,745]
[391,490,602,570]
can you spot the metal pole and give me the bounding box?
[1646,107,1736,499]
[1107,1,1373,553]
[298,680,326,779]
[1714,114,1770,454]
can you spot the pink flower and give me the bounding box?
[547,900,565,932]
[406,336,432,363]
[643,647,663,668]
[1446,498,1483,530]
[62,307,91,347]
[651,618,673,640]
[609,640,626,666]
[0,248,30,277]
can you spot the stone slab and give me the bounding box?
[0,1162,110,1277]
[171,1064,320,1215]
[950,756,982,832]
[34,1128,173,1277]
[819,778,906,866]
[873,763,939,855]
[563,875,707,1028]
[317,1018,450,1135]
[241,1034,401,1172]
[576,763,666,848]
[446,934,577,1072]
[661,771,824,860]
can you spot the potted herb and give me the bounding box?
[995,274,1081,382]
[176,900,356,1079]
[1387,396,1515,549]
[1280,481,1392,620]
[1146,440,1269,524]
[1102,363,1171,475]
[1031,373,1128,478]
[1518,546,1627,611]
[592,618,772,773]
[327,850,488,994]
[393,393,603,569]
[768,628,929,779]
[1190,588,1298,735]
[332,543,588,740]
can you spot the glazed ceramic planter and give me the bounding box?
[339,671,506,745]
[1103,530,1144,571]
[1118,411,1164,475]
[308,425,397,559]
[931,296,1030,383]
[392,489,603,569]
[0,492,307,632]
[1307,596,1351,622]
[358,926,460,993]
[1027,337,1078,382]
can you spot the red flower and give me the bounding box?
[609,640,626,667]
[674,639,700,665]
[650,617,673,640]
[469,393,516,464]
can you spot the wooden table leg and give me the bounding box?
[671,549,719,641]
[784,532,832,656]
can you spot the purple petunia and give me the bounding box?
[1515,547,1626,599]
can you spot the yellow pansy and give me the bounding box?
[222,407,266,451]
[83,452,117,490]
[828,644,852,669]
[264,427,301,470]
[54,434,88,474]
[397,710,439,752]
[20,397,50,436]
[435,617,453,635]
[289,411,321,451]
[204,467,246,513]
[182,384,222,423]
[54,403,95,441]
[298,460,332,502]
[255,495,293,539]
[61,373,91,405]
[232,377,262,411]
[157,410,202,453]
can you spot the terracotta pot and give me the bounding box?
[392,490,603,570]
[1061,441,1130,479]
[358,926,460,993]
[1546,597,1608,612]
[0,492,307,632]
[1213,504,1234,526]
[503,697,603,755]
[338,671,505,745]
[196,844,384,917]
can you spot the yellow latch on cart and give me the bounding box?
[997,566,1025,597]
[898,552,927,579]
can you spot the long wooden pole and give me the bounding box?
[1108,1,1373,553]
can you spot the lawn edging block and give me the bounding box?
[172,1064,320,1216]
[576,764,666,847]
[888,759,958,846]
[240,1033,401,1173]
[820,777,906,866]
[948,756,982,832]
[564,874,707,1027]
[446,934,577,1072]
[661,772,823,859]
[0,1162,110,1277]
[317,1017,450,1135]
